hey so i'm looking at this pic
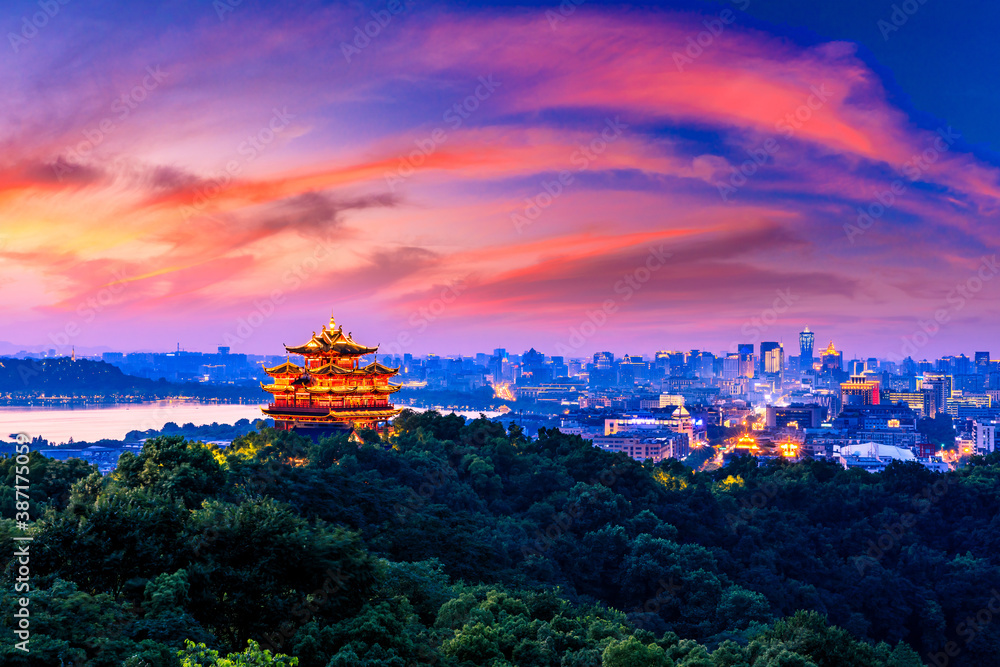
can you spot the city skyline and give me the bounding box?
[3,324,992,367]
[2,0,999,359]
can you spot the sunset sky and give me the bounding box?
[2,0,998,360]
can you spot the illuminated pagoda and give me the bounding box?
[261,314,401,436]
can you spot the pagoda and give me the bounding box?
[261,314,401,436]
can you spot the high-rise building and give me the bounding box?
[974,420,1000,454]
[954,354,972,376]
[590,351,616,388]
[760,342,783,376]
[799,327,815,373]
[737,343,755,378]
[820,341,843,373]
[975,352,991,375]
[841,374,881,406]
[921,373,952,416]
[618,354,647,385]
[695,351,716,379]
[594,351,614,369]
[722,353,741,380]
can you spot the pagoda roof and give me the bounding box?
[312,362,355,375]
[361,360,400,375]
[285,315,378,356]
[303,386,362,395]
[263,360,304,375]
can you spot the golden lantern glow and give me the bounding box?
[779,440,799,457]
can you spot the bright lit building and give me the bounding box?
[841,374,881,407]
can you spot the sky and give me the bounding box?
[1,0,998,361]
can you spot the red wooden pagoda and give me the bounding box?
[261,314,401,435]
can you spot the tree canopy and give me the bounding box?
[4,409,995,665]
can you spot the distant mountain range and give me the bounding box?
[0,357,260,403]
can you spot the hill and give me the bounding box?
[0,357,259,404]
[7,410,997,665]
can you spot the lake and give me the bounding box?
[0,401,267,444]
[0,401,507,444]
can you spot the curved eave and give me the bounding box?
[261,383,295,393]
[284,343,379,356]
[263,362,304,374]
[312,363,354,375]
[303,386,362,395]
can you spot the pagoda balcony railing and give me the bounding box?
[264,405,330,416]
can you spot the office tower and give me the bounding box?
[954,354,972,375]
[696,351,716,379]
[799,327,814,372]
[760,342,782,376]
[723,353,741,379]
[619,354,647,385]
[737,343,755,378]
[594,351,614,369]
[975,352,991,375]
[590,351,616,388]
[921,373,951,416]
[820,341,843,373]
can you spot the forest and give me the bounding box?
[4,409,1000,665]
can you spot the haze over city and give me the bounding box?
[2,0,998,359]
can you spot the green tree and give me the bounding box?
[178,639,298,666]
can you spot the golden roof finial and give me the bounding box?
[330,312,337,329]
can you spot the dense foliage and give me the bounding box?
[6,410,1000,665]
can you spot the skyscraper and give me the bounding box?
[975,351,990,375]
[921,373,951,416]
[760,342,783,377]
[821,341,843,373]
[737,343,755,378]
[799,327,814,373]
